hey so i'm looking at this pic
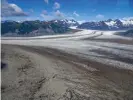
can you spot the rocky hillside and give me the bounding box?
[1,20,77,37]
[116,29,133,37]
[2,18,133,37]
[78,19,133,30]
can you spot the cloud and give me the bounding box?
[55,10,64,18]
[73,11,79,17]
[96,14,104,19]
[1,0,27,17]
[40,9,65,21]
[2,16,41,22]
[40,10,54,20]
[77,20,86,24]
[44,0,48,4]
[53,2,60,9]
[40,14,54,20]
[122,17,133,20]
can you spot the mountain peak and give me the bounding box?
[78,18,133,30]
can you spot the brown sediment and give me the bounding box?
[1,44,133,100]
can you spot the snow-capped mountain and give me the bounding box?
[1,20,71,36]
[78,18,133,30]
[52,19,79,27]
[2,18,133,31]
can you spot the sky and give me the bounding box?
[1,0,133,22]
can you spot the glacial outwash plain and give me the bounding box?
[1,29,133,100]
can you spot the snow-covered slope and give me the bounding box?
[53,19,79,27]
[120,19,133,26]
[2,29,133,70]
[78,18,133,30]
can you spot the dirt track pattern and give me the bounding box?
[1,44,133,100]
[1,30,133,100]
[2,30,133,70]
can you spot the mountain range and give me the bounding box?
[1,20,72,37]
[78,19,133,30]
[1,18,133,36]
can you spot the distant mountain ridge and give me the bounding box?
[1,18,133,37]
[1,20,78,37]
[52,19,79,27]
[116,29,133,37]
[78,19,133,30]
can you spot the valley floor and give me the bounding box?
[1,30,133,100]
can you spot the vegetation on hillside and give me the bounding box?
[1,20,70,35]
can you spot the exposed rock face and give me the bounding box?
[78,19,133,30]
[1,20,73,36]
